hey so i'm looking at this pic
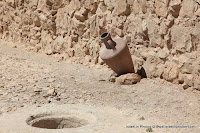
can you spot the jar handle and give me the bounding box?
[107,40,116,50]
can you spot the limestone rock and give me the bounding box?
[37,0,50,14]
[169,0,182,18]
[171,26,192,53]
[84,55,92,62]
[156,50,168,59]
[182,84,190,90]
[155,0,168,17]
[194,76,200,90]
[74,12,85,22]
[67,48,75,57]
[109,75,116,83]
[132,0,140,15]
[183,74,194,87]
[179,0,195,18]
[162,61,179,82]
[116,73,141,85]
[143,53,164,78]
[33,15,41,27]
[47,88,57,96]
[113,0,131,16]
[74,8,88,22]
[98,56,104,65]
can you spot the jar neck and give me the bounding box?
[100,32,116,49]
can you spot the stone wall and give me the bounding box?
[0,0,200,89]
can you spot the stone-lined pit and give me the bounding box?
[26,114,88,129]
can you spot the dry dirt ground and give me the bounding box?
[0,41,200,133]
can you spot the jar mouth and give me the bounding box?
[101,32,109,39]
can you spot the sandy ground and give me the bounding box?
[0,41,200,133]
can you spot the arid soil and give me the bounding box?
[0,41,200,133]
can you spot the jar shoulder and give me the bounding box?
[100,38,127,60]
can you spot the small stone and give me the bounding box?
[95,65,101,69]
[159,79,165,84]
[47,88,57,96]
[109,76,116,82]
[42,87,50,91]
[17,104,24,108]
[55,84,61,88]
[47,78,56,83]
[55,97,61,101]
[98,56,104,65]
[36,105,41,107]
[99,79,106,82]
[85,55,92,62]
[138,116,145,121]
[110,72,118,77]
[12,45,17,48]
[116,73,141,85]
[74,12,85,22]
[79,99,85,103]
[183,84,190,90]
[46,49,54,55]
[48,100,52,103]
[34,88,42,92]
[157,50,168,59]
[42,93,49,98]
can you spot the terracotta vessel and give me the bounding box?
[100,32,134,75]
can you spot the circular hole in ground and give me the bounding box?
[27,115,88,129]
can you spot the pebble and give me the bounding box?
[17,104,24,108]
[48,78,56,83]
[138,116,145,120]
[42,87,50,91]
[55,84,61,88]
[78,99,85,103]
[183,84,189,90]
[55,97,61,101]
[34,88,42,92]
[109,76,116,82]
[47,88,57,96]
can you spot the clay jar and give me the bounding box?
[100,32,134,75]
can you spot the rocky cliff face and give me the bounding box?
[0,0,200,89]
